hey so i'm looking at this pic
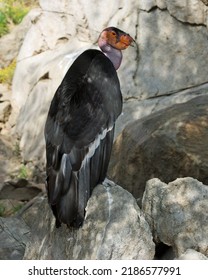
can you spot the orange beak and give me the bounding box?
[116,34,135,50]
[100,28,135,51]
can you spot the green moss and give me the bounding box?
[0,10,8,36]
[0,0,30,37]
[0,59,16,84]
[6,5,28,24]
[18,164,28,179]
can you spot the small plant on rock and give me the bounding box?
[0,59,16,84]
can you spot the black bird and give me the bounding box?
[44,27,134,227]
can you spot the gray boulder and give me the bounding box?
[177,249,208,260]
[23,181,155,260]
[73,181,154,260]
[109,95,208,200]
[0,216,30,260]
[142,177,208,257]
[0,84,11,132]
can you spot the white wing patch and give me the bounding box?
[59,126,113,178]
[81,126,113,169]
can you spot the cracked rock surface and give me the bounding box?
[6,177,208,260]
[142,177,208,258]
[22,181,155,260]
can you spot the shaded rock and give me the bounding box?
[0,216,30,260]
[0,101,11,123]
[115,83,208,139]
[0,85,12,131]
[0,135,20,188]
[0,84,11,101]
[177,249,208,260]
[165,0,208,25]
[140,0,208,25]
[0,178,43,218]
[0,133,44,197]
[201,0,208,6]
[142,177,208,257]
[109,95,208,200]
[155,243,175,260]
[0,179,42,201]
[135,7,208,100]
[22,195,73,260]
[23,181,155,260]
[0,199,24,217]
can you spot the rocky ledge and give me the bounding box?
[0,177,207,260]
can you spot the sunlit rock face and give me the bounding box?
[142,177,208,258]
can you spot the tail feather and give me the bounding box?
[46,127,115,228]
[57,172,78,226]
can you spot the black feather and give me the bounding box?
[44,49,122,227]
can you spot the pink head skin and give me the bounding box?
[98,27,134,70]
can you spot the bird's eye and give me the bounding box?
[111,31,116,36]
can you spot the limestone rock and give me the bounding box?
[115,98,156,139]
[0,178,42,219]
[0,179,41,201]
[0,134,20,188]
[0,101,11,124]
[0,84,11,102]
[136,8,208,99]
[139,0,208,24]
[109,95,208,200]
[10,0,208,163]
[165,0,208,25]
[0,9,40,68]
[142,177,208,257]
[23,181,155,260]
[0,199,24,217]
[0,85,11,131]
[0,216,30,260]
[73,182,154,260]
[115,83,208,139]
[177,249,208,260]
[201,0,208,6]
